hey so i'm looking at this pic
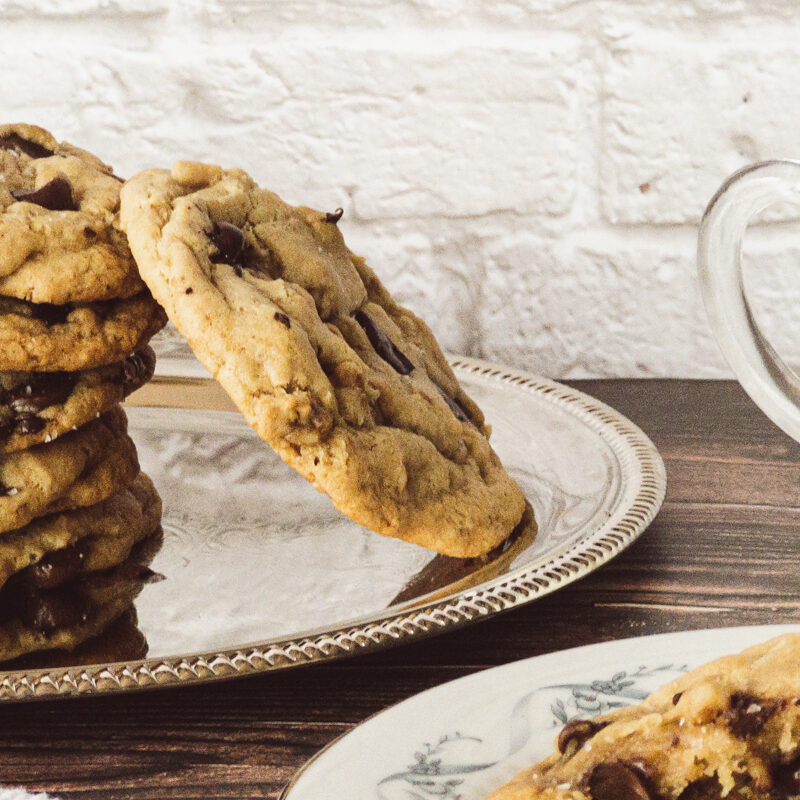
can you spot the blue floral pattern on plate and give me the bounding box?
[376,663,688,799]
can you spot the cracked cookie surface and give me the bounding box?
[0,346,155,453]
[487,633,800,800]
[0,123,144,305]
[0,406,139,534]
[120,162,526,556]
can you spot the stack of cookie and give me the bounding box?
[0,124,167,663]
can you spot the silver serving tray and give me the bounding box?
[0,357,665,700]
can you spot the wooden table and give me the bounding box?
[2,379,799,799]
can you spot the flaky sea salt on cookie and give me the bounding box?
[120,162,527,557]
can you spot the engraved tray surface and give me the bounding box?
[0,357,665,700]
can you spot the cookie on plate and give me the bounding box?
[486,633,800,800]
[0,293,166,372]
[0,406,139,534]
[0,123,144,305]
[120,162,526,557]
[0,347,155,453]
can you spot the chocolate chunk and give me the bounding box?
[210,221,246,266]
[354,310,414,375]
[325,207,344,224]
[557,719,610,755]
[17,588,90,634]
[728,693,778,738]
[0,481,15,497]
[587,762,654,800]
[30,303,72,326]
[672,692,683,705]
[774,756,800,797]
[121,351,148,389]
[17,541,89,592]
[13,414,46,435]
[0,133,53,159]
[274,311,291,328]
[3,372,75,414]
[435,385,473,424]
[12,177,77,211]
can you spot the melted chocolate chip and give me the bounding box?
[121,352,148,389]
[672,692,683,705]
[19,590,90,634]
[587,761,654,800]
[2,372,75,414]
[12,177,77,211]
[557,719,610,755]
[728,693,779,738]
[774,756,800,798]
[210,221,246,266]
[435,385,473,424]
[0,133,53,159]
[353,310,414,375]
[13,414,46,435]
[325,207,344,224]
[30,303,72,326]
[274,311,291,328]
[16,541,90,592]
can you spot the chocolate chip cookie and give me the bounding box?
[0,406,139,534]
[486,633,800,800]
[0,123,144,305]
[120,162,526,557]
[0,472,161,591]
[0,347,155,453]
[0,529,160,663]
[0,293,166,372]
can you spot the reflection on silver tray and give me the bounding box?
[0,356,665,700]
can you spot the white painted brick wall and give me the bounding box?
[3,0,800,378]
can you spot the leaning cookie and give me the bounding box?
[0,123,144,305]
[0,406,139,534]
[121,163,526,557]
[0,347,155,453]
[0,293,166,372]
[486,633,800,800]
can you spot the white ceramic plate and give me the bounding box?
[282,624,800,800]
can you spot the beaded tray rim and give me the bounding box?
[0,356,666,701]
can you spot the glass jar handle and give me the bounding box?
[698,160,800,441]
